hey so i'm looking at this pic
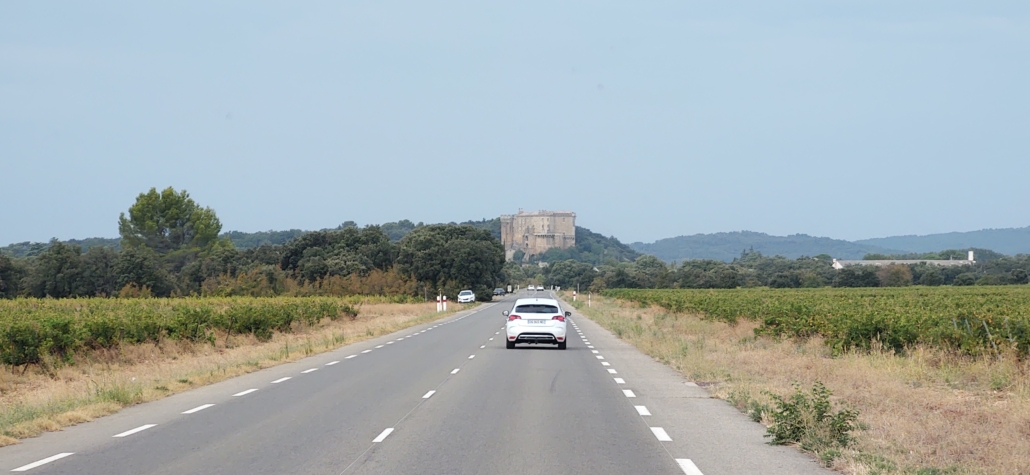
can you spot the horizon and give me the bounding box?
[3,217,1027,248]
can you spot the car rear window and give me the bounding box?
[514,305,560,314]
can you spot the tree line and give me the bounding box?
[534,248,1030,291]
[0,188,505,301]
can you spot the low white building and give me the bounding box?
[832,251,975,270]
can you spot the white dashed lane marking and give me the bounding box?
[677,459,704,475]
[595,355,605,360]
[614,378,626,384]
[182,404,215,414]
[375,345,384,349]
[651,427,672,442]
[325,360,340,366]
[302,368,318,374]
[271,377,291,384]
[113,424,157,438]
[451,368,460,374]
[386,341,394,345]
[233,389,258,397]
[635,405,651,416]
[480,345,486,348]
[468,355,475,359]
[372,428,394,443]
[422,390,436,399]
[591,350,599,354]
[623,390,636,398]
[11,453,74,472]
[346,355,357,359]
[361,350,372,354]
[602,362,610,366]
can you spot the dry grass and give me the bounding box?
[0,301,459,446]
[569,294,1030,475]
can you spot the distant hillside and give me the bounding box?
[631,231,903,263]
[1,237,121,258]
[855,227,1030,256]
[223,230,307,248]
[536,226,641,265]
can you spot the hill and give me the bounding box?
[630,231,902,263]
[855,227,1030,256]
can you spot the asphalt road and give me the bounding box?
[1,291,832,474]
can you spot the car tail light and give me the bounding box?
[552,315,565,322]
[508,314,522,321]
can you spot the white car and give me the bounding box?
[526,285,535,291]
[503,298,569,350]
[457,290,475,303]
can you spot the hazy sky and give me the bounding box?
[2,1,1028,245]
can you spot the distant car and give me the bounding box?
[457,290,475,303]
[493,288,506,296]
[526,285,535,291]
[535,285,545,291]
[503,298,569,350]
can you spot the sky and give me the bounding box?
[2,1,1028,245]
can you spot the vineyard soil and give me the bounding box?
[567,291,1030,475]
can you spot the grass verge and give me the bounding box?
[0,301,464,446]
[564,293,1030,475]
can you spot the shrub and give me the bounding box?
[766,381,859,462]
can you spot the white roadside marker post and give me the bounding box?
[436,295,442,312]
[443,295,447,311]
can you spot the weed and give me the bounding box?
[765,381,859,462]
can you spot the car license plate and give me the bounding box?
[529,319,546,324]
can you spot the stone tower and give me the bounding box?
[500,210,576,261]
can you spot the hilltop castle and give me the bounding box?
[500,210,576,261]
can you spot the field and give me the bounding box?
[577,287,1030,474]
[0,296,448,445]
[602,287,1030,356]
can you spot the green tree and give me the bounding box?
[0,254,24,298]
[877,264,912,287]
[396,225,503,299]
[118,187,223,254]
[544,260,596,289]
[116,247,173,296]
[24,241,84,298]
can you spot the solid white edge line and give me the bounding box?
[11,453,75,472]
[326,361,339,366]
[676,459,704,475]
[422,390,436,399]
[451,368,460,374]
[112,424,157,438]
[372,428,394,443]
[233,389,258,397]
[650,427,672,442]
[272,377,291,383]
[182,404,215,414]
[623,389,636,397]
[635,405,651,416]
[302,368,318,374]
